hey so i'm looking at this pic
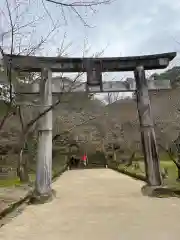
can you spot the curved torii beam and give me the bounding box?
[1,51,176,72]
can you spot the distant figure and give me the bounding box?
[68,156,80,170]
[68,156,73,170]
[82,154,87,166]
[74,157,80,168]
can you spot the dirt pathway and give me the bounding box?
[0,169,180,240]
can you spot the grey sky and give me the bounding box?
[50,0,180,57]
[1,0,180,80]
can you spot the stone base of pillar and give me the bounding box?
[141,184,175,198]
[30,189,56,204]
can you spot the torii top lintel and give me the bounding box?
[1,51,176,72]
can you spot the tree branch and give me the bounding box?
[158,143,180,169]
[5,0,14,103]
[45,0,111,7]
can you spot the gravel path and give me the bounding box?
[0,169,180,240]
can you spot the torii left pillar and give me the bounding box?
[32,68,53,203]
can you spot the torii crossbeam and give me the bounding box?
[2,52,176,72]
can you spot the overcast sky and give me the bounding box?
[46,0,180,59]
[1,0,180,81]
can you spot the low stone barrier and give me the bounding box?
[0,167,17,180]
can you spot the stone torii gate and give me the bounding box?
[0,51,176,203]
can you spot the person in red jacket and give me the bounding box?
[82,154,87,166]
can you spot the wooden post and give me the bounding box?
[33,68,53,203]
[134,66,162,186]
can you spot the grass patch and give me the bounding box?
[0,167,66,188]
[108,157,180,198]
[0,155,68,188]
[115,158,180,190]
[0,178,21,187]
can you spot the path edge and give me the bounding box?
[0,164,68,225]
[108,164,146,182]
[108,164,180,198]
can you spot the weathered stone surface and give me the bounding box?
[30,189,56,205]
[141,184,180,197]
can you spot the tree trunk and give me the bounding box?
[18,149,29,183]
[177,169,180,181]
[101,139,105,153]
[113,150,117,161]
[177,154,180,181]
[101,139,107,166]
[112,144,117,161]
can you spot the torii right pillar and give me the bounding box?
[134,66,162,186]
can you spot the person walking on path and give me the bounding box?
[82,153,88,167]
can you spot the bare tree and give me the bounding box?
[44,0,112,27]
[0,0,113,184]
[105,92,120,105]
[0,0,64,182]
[155,125,180,181]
